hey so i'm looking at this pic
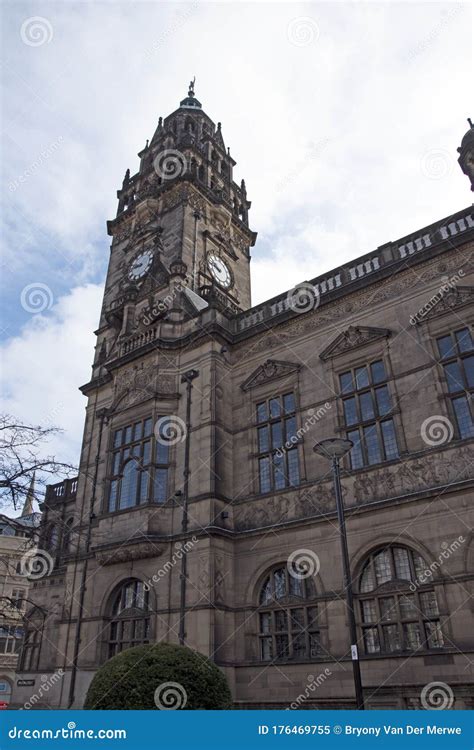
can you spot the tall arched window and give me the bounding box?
[45,524,59,552]
[108,580,150,659]
[258,566,320,661]
[62,518,74,553]
[358,546,444,654]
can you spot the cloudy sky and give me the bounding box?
[1,0,472,503]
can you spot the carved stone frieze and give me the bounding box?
[95,540,163,566]
[411,285,474,325]
[320,325,391,361]
[111,363,177,412]
[234,445,474,531]
[235,248,473,357]
[241,359,301,391]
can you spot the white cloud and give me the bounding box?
[1,284,102,465]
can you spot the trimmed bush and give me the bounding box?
[84,643,232,710]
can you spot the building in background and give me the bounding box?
[0,477,41,707]
[10,85,474,710]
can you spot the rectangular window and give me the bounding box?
[0,625,23,654]
[256,393,300,494]
[10,589,25,610]
[437,328,474,439]
[339,359,399,469]
[108,416,170,512]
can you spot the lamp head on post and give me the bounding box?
[181,369,200,384]
[313,438,353,461]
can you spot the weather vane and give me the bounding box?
[188,77,196,97]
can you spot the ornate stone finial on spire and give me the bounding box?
[21,472,36,517]
[122,169,130,187]
[158,116,163,128]
[188,77,196,98]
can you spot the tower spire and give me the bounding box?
[21,471,36,517]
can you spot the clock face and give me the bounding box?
[128,249,153,281]
[207,253,231,289]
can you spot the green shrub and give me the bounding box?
[84,643,232,710]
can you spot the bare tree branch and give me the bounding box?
[0,414,77,511]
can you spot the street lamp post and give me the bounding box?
[178,369,199,647]
[313,438,365,710]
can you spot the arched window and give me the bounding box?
[198,164,206,183]
[358,546,444,654]
[108,580,150,659]
[62,518,74,553]
[19,607,45,672]
[258,566,320,661]
[45,524,59,552]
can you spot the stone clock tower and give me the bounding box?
[94,80,256,380]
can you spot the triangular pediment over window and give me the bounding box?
[241,359,301,392]
[320,325,391,361]
[410,285,474,324]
